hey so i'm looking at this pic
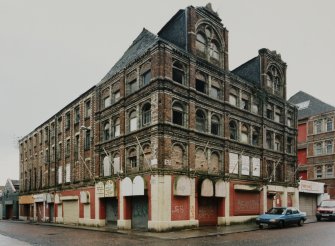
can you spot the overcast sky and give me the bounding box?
[1,0,334,185]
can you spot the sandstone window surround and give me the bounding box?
[210,115,220,135]
[195,23,223,63]
[84,99,91,118]
[114,118,120,137]
[129,110,138,132]
[266,65,282,96]
[195,71,207,94]
[103,121,110,141]
[229,120,238,140]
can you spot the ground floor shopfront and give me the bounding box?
[18,175,299,231]
[298,180,326,216]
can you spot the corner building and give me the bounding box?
[19,4,298,231]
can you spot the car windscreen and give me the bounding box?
[267,208,285,215]
[320,201,335,207]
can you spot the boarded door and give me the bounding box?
[63,201,79,224]
[132,196,148,230]
[49,204,54,222]
[6,205,13,219]
[36,202,43,222]
[198,197,218,226]
[106,198,118,224]
[299,193,317,216]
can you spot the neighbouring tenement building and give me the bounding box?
[289,91,335,200]
[19,4,298,231]
[1,179,20,220]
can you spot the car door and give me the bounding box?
[285,209,294,225]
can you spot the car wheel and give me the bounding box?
[298,219,304,226]
[279,220,285,228]
[259,224,264,229]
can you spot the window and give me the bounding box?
[316,166,322,178]
[85,100,91,118]
[103,156,111,177]
[172,61,185,84]
[287,137,293,154]
[251,99,259,114]
[74,106,80,124]
[210,41,220,60]
[104,96,111,108]
[287,111,293,127]
[241,124,249,143]
[196,33,206,53]
[266,104,273,119]
[195,72,206,93]
[58,166,63,184]
[229,88,238,106]
[129,111,137,132]
[196,110,206,132]
[129,79,138,94]
[326,140,333,154]
[314,120,322,134]
[103,122,110,141]
[142,70,151,86]
[241,93,249,111]
[114,90,120,102]
[314,142,322,155]
[327,118,333,132]
[211,115,220,135]
[210,86,219,99]
[326,165,333,178]
[142,103,151,126]
[229,121,237,140]
[84,130,91,150]
[114,118,120,137]
[252,127,260,146]
[274,108,282,123]
[65,112,70,129]
[266,131,273,149]
[74,135,79,161]
[275,135,282,151]
[57,143,62,161]
[129,149,137,169]
[172,102,184,126]
[267,65,282,95]
[65,139,70,157]
[65,163,71,183]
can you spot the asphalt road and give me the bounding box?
[0,220,334,246]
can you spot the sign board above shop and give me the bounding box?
[95,180,117,198]
[299,180,324,194]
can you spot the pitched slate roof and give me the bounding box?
[99,28,159,84]
[231,57,260,86]
[288,91,335,120]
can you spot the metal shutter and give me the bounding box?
[63,201,79,224]
[299,193,317,216]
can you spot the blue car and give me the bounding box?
[256,207,307,228]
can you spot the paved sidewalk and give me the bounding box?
[0,234,30,246]
[7,216,318,240]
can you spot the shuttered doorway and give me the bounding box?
[63,200,79,224]
[131,196,148,230]
[299,193,317,216]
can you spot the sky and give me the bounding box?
[1,0,335,185]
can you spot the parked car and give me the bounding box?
[316,199,335,221]
[256,207,307,228]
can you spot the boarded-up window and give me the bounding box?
[209,153,219,174]
[252,158,261,177]
[171,145,184,167]
[113,156,120,174]
[129,111,137,132]
[65,163,71,183]
[103,156,111,177]
[58,166,62,184]
[229,153,239,174]
[195,149,207,171]
[241,155,250,175]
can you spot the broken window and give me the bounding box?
[241,124,249,143]
[229,120,237,140]
[266,131,273,149]
[142,103,151,126]
[103,122,110,141]
[196,110,206,132]
[211,115,220,135]
[196,33,206,53]
[252,127,260,146]
[172,61,185,84]
[195,72,206,93]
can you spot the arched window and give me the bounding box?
[103,156,111,177]
[172,102,184,126]
[195,72,207,93]
[196,33,206,53]
[241,124,249,143]
[229,121,237,140]
[142,103,151,126]
[129,111,137,132]
[141,144,152,168]
[326,140,333,154]
[103,122,110,141]
[172,61,185,84]
[196,110,206,132]
[114,118,120,137]
[211,115,220,135]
